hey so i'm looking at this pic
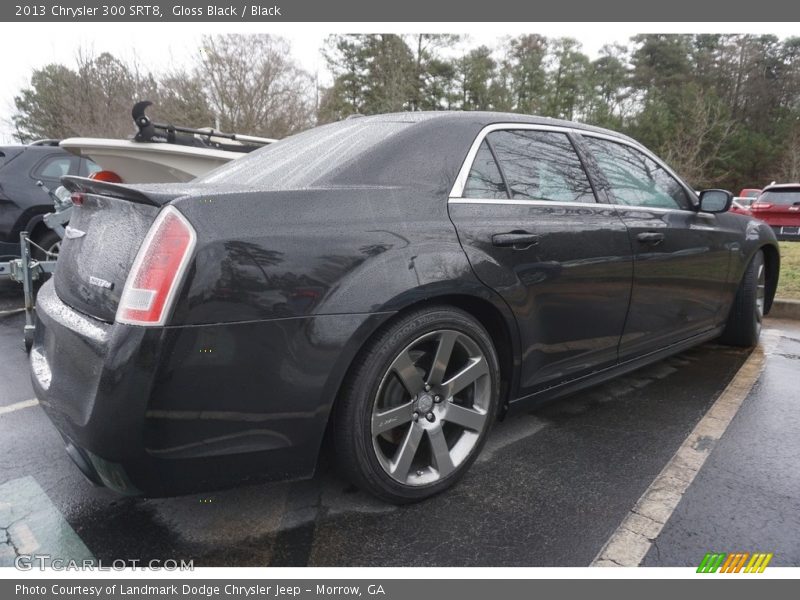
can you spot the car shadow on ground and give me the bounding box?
[49,342,748,567]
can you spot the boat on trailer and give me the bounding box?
[59,100,276,183]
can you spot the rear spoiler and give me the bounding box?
[61,176,177,207]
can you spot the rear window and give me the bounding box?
[198,119,416,189]
[760,190,800,205]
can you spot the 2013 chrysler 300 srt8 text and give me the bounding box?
[31,112,780,503]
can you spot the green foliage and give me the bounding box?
[319,33,800,190]
[12,54,160,141]
[13,34,800,192]
[777,241,800,300]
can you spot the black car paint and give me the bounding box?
[0,144,91,247]
[30,112,779,496]
[449,200,633,395]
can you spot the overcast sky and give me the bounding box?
[2,22,798,143]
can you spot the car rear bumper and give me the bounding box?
[31,280,384,496]
[768,224,800,238]
[753,213,800,226]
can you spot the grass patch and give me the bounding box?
[777,241,800,301]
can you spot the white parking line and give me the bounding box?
[592,329,781,567]
[0,399,39,416]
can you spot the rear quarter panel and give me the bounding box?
[171,187,494,323]
[150,186,520,474]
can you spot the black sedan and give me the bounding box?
[31,112,779,503]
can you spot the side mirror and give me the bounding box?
[698,189,734,213]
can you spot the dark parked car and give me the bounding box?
[31,113,780,503]
[750,183,800,239]
[0,140,98,257]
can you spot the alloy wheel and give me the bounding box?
[370,329,491,486]
[756,260,766,324]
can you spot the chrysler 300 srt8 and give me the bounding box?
[31,112,779,503]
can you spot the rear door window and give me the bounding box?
[487,130,596,203]
[463,140,508,199]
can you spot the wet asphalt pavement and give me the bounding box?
[1,281,798,567]
[642,319,800,567]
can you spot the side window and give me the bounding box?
[487,130,596,203]
[584,137,692,210]
[463,140,508,199]
[32,155,75,180]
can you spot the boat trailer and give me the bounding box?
[0,182,72,351]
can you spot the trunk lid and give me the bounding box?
[53,177,184,322]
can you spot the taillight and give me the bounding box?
[70,192,84,206]
[89,170,124,183]
[116,206,196,326]
[752,202,772,209]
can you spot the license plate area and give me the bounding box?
[780,226,800,235]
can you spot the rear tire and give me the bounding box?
[719,250,765,347]
[31,229,61,262]
[333,306,500,504]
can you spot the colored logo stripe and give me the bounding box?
[720,553,749,573]
[697,553,726,573]
[697,552,773,573]
[745,553,773,573]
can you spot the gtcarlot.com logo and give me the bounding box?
[697,552,773,573]
[14,555,194,571]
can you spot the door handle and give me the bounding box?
[491,232,540,249]
[637,231,665,246]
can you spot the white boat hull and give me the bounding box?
[60,138,244,183]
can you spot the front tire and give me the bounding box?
[333,306,500,504]
[720,250,765,347]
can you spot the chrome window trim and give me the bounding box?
[449,123,582,200]
[449,198,716,219]
[447,122,702,215]
[449,198,606,209]
[613,204,715,216]
[578,130,700,213]
[613,205,687,214]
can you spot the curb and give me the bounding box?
[769,299,800,321]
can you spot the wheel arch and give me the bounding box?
[15,209,51,243]
[398,293,520,412]
[317,291,522,462]
[760,243,780,315]
[27,214,53,243]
